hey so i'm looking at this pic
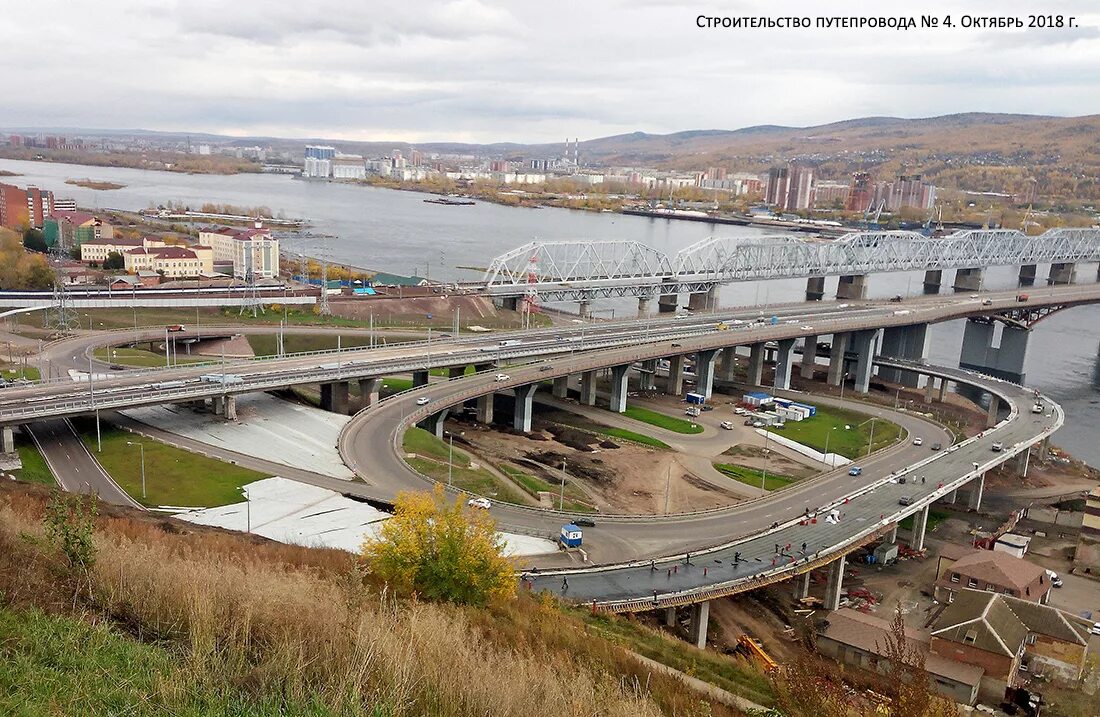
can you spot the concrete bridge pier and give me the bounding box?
[911,505,930,551]
[800,337,818,380]
[690,601,710,649]
[320,382,350,414]
[580,370,598,405]
[938,377,949,402]
[793,571,811,600]
[412,370,430,388]
[959,318,1030,384]
[718,347,738,382]
[552,375,570,398]
[513,384,539,433]
[851,329,878,393]
[658,293,679,314]
[578,301,591,319]
[447,366,466,379]
[639,360,658,390]
[666,355,686,395]
[695,349,718,399]
[953,267,983,292]
[923,269,942,294]
[609,364,630,413]
[774,338,796,390]
[806,276,826,301]
[747,343,765,387]
[884,525,898,544]
[968,473,985,511]
[946,489,958,505]
[1019,264,1037,286]
[1016,448,1031,478]
[924,378,935,403]
[1048,262,1077,285]
[476,394,494,424]
[637,296,653,317]
[664,607,677,628]
[1,426,12,454]
[224,395,237,421]
[986,394,1001,428]
[421,408,449,439]
[688,286,719,311]
[836,274,867,300]
[358,378,381,410]
[827,333,850,386]
[497,296,520,312]
[825,555,847,611]
[878,324,929,387]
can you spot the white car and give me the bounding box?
[467,497,491,510]
[800,325,813,331]
[1090,622,1100,636]
[416,397,431,406]
[912,437,923,446]
[720,421,734,430]
[494,373,510,382]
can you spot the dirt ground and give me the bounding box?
[450,410,744,514]
[327,294,534,329]
[718,444,817,479]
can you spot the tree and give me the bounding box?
[361,485,515,605]
[102,251,125,270]
[22,228,47,253]
[22,259,55,289]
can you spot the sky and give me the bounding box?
[3,0,1099,143]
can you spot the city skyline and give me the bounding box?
[2,1,1099,144]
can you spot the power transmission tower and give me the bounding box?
[318,259,331,315]
[239,271,266,317]
[43,283,78,333]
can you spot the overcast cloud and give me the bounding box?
[2,0,1099,142]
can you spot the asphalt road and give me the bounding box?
[26,418,143,509]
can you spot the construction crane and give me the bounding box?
[733,635,780,673]
[1020,204,1041,235]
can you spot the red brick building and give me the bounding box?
[0,182,55,230]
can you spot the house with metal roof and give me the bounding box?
[934,545,1051,605]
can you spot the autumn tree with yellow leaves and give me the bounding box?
[361,486,516,605]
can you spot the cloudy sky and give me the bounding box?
[3,0,1099,143]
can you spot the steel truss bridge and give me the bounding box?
[481,228,1100,302]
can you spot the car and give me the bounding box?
[898,475,907,484]
[1031,403,1044,414]
[573,517,596,527]
[539,365,553,372]
[992,442,1004,452]
[752,420,765,428]
[848,466,863,476]
[1046,570,1063,588]
[912,437,923,446]
[800,325,813,331]
[948,445,960,453]
[898,496,913,506]
[416,397,431,406]
[982,298,993,306]
[1091,623,1100,636]
[671,342,682,348]
[720,421,734,430]
[467,497,491,510]
[494,373,510,382]
[969,294,980,299]
[931,443,942,451]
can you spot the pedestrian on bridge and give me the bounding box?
[561,577,568,593]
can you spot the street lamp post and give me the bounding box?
[126,441,146,499]
[822,426,837,467]
[866,417,878,457]
[447,432,454,487]
[559,460,567,511]
[761,428,771,491]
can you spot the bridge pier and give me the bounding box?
[421,408,449,439]
[476,394,495,424]
[1019,264,1037,286]
[800,337,818,380]
[1048,262,1077,285]
[805,276,825,301]
[747,343,765,387]
[690,600,710,649]
[580,370,598,405]
[695,349,718,399]
[953,267,983,292]
[825,555,847,611]
[664,606,677,628]
[552,375,570,399]
[851,329,878,394]
[718,347,738,382]
[320,381,350,414]
[879,324,929,387]
[1016,448,1031,478]
[578,301,591,319]
[412,370,430,388]
[666,355,685,395]
[2,426,13,454]
[986,394,1001,428]
[968,473,985,511]
[884,525,898,544]
[513,384,539,433]
[637,296,653,316]
[688,286,718,312]
[224,395,237,421]
[836,274,867,300]
[447,366,466,379]
[827,333,850,386]
[658,293,678,314]
[773,338,796,390]
[793,571,811,600]
[639,360,658,390]
[959,318,1030,384]
[609,364,630,413]
[358,378,381,410]
[939,377,949,402]
[911,505,930,552]
[498,296,520,312]
[923,269,942,294]
[946,489,958,505]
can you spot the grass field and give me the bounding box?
[598,427,671,449]
[245,333,376,356]
[93,346,209,368]
[765,405,901,459]
[72,419,268,507]
[713,462,798,492]
[899,508,950,533]
[403,429,525,504]
[0,366,40,382]
[498,464,595,513]
[622,406,704,435]
[12,435,54,486]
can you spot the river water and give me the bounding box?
[4,157,1099,466]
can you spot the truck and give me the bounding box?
[685,392,706,405]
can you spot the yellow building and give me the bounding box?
[197,223,279,279]
[123,245,213,278]
[81,236,165,263]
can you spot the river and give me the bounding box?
[3,157,1099,467]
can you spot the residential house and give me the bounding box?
[0,183,54,229]
[80,236,165,264]
[817,608,984,705]
[934,544,1051,605]
[197,223,279,279]
[930,589,1090,702]
[43,211,114,250]
[123,246,213,278]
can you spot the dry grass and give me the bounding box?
[0,481,739,717]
